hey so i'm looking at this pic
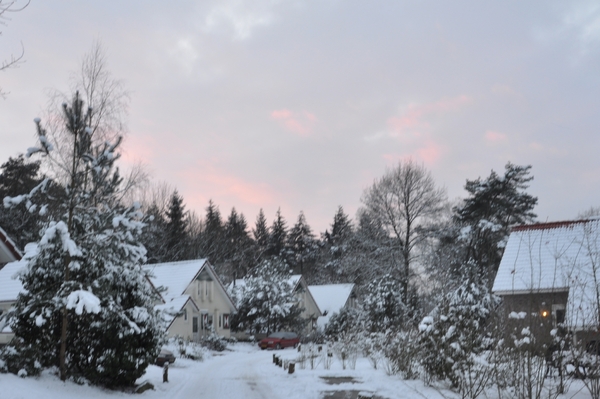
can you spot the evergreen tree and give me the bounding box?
[223,207,253,280]
[0,155,46,250]
[252,208,269,262]
[362,273,408,332]
[200,200,224,263]
[317,206,354,284]
[454,162,538,280]
[266,208,288,259]
[229,258,305,335]
[287,211,318,277]
[2,92,162,386]
[419,276,499,394]
[165,190,188,261]
[142,203,169,264]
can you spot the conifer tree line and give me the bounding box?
[1,151,540,298]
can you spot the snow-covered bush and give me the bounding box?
[324,306,362,339]
[202,331,228,352]
[381,329,419,379]
[2,93,163,387]
[362,274,408,333]
[418,278,499,398]
[331,333,360,370]
[230,258,305,334]
[170,337,207,361]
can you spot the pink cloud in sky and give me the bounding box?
[485,130,507,143]
[387,95,471,139]
[383,140,443,166]
[120,131,158,165]
[181,163,276,208]
[271,108,317,136]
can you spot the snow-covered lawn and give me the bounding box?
[1,343,595,399]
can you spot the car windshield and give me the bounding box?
[268,332,286,339]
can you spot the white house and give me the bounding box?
[493,219,600,343]
[308,283,357,330]
[0,227,22,345]
[144,259,237,340]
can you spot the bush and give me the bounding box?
[202,332,227,352]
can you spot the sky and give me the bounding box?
[1,0,599,233]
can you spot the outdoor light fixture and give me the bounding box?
[541,310,549,318]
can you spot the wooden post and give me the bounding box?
[273,354,277,364]
[288,362,295,374]
[163,362,169,383]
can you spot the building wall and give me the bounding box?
[186,279,234,338]
[165,300,199,341]
[499,291,569,345]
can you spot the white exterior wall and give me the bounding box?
[165,300,199,341]
[186,280,234,338]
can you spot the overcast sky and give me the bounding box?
[1,1,599,233]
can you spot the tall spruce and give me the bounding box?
[201,200,224,264]
[252,208,269,263]
[223,208,253,280]
[165,190,188,261]
[287,211,317,277]
[317,206,354,283]
[3,92,162,386]
[266,208,288,259]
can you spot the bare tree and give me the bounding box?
[361,159,446,301]
[43,40,130,182]
[0,0,29,97]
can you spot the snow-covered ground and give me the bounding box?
[1,343,595,399]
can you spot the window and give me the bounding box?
[553,304,566,325]
[183,308,188,321]
[193,317,199,333]
[222,314,230,329]
[201,313,213,330]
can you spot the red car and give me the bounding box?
[258,332,300,350]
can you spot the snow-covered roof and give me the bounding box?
[308,284,355,328]
[493,219,600,328]
[144,259,210,302]
[288,274,302,290]
[144,259,236,311]
[0,259,23,303]
[0,226,21,265]
[155,295,198,328]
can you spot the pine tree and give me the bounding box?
[287,211,317,277]
[419,276,499,394]
[165,190,188,261]
[201,200,224,264]
[252,208,269,262]
[142,203,169,264]
[229,258,305,335]
[2,92,162,386]
[223,208,253,280]
[454,162,538,280]
[0,155,46,250]
[317,206,354,284]
[362,273,407,332]
[266,208,288,259]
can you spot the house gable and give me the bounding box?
[308,284,356,329]
[493,219,600,330]
[144,259,236,339]
[0,227,21,267]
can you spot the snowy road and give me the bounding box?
[169,348,283,399]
